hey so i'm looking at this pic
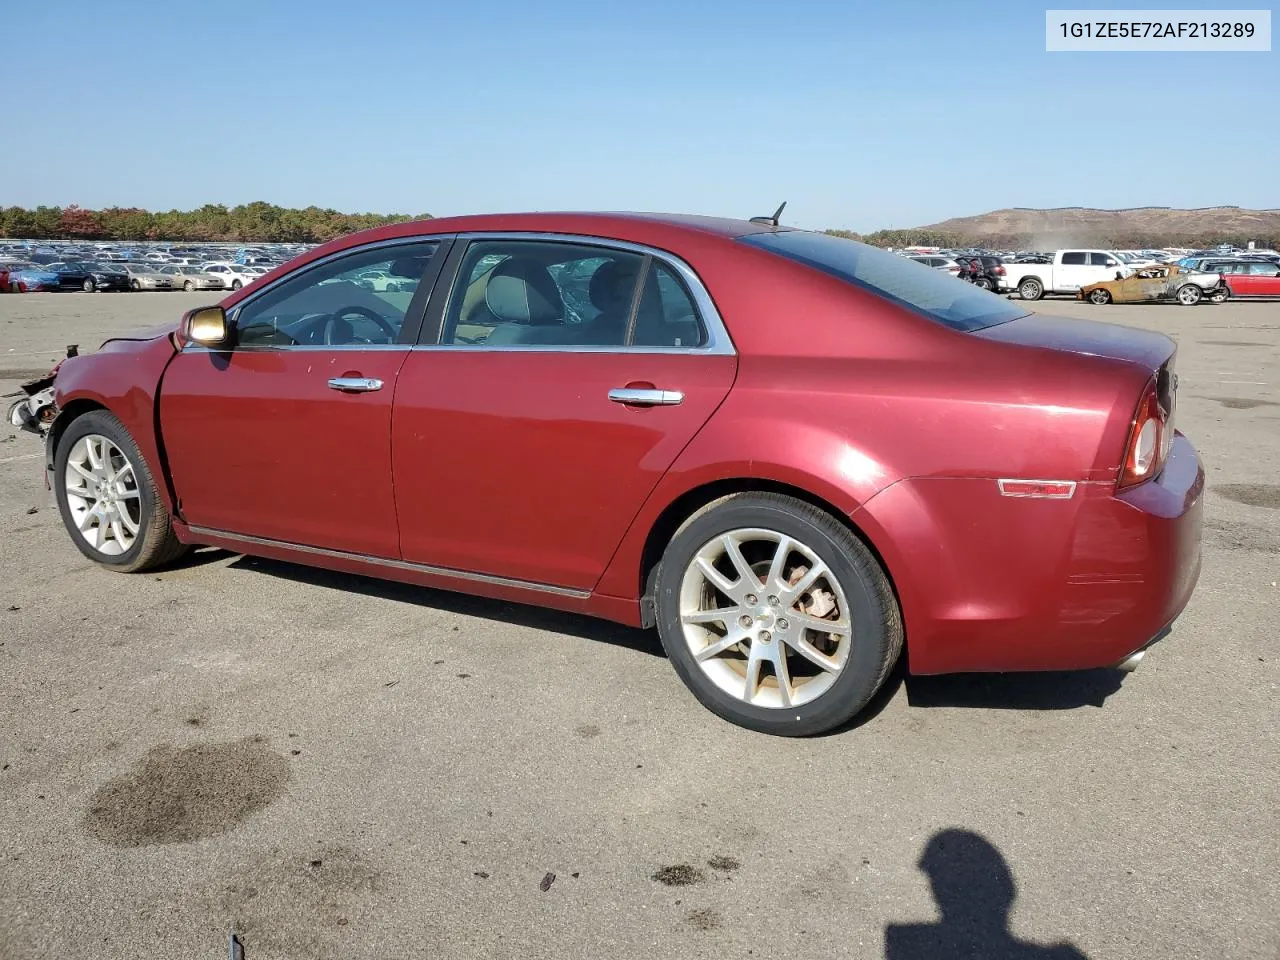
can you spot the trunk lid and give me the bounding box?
[974,312,1175,373]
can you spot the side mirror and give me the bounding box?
[1115,271,1123,280]
[181,305,231,348]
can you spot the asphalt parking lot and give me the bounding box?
[1,291,1277,960]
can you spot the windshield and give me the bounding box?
[739,231,1028,332]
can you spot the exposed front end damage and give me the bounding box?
[5,346,77,437]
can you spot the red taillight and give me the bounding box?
[995,265,1006,275]
[1118,378,1170,489]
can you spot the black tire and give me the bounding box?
[974,277,994,291]
[231,279,242,290]
[184,280,194,291]
[1209,287,1230,304]
[1088,288,1112,304]
[82,278,96,292]
[53,410,189,573]
[652,492,902,736]
[1018,277,1043,300]
[130,279,141,291]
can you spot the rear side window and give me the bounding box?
[739,231,1028,333]
[1061,252,1087,265]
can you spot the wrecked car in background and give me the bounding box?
[1078,264,1227,306]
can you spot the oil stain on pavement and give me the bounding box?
[84,738,290,846]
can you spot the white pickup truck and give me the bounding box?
[1002,250,1134,300]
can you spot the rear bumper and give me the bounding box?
[857,433,1204,674]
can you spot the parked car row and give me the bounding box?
[1,259,274,293]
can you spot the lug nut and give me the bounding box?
[739,614,753,628]
[759,630,772,643]
[768,595,780,606]
[744,594,758,606]
[777,618,789,630]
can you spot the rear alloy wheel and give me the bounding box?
[184,280,194,291]
[1209,287,1230,304]
[1018,277,1043,300]
[1176,284,1203,306]
[130,279,141,291]
[82,278,96,292]
[54,410,188,572]
[654,493,902,736]
[1089,288,1112,304]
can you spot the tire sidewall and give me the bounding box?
[53,411,159,569]
[1019,278,1042,300]
[1177,284,1201,305]
[655,498,894,736]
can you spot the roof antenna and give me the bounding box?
[749,201,787,227]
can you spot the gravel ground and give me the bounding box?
[1,290,1277,960]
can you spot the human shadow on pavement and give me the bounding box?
[225,554,665,657]
[886,829,1091,960]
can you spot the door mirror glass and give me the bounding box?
[183,306,230,347]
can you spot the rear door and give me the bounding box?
[391,236,737,591]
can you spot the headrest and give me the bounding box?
[485,258,563,325]
[589,259,640,314]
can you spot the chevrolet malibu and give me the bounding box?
[19,213,1203,736]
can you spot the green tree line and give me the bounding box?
[0,202,431,243]
[826,227,1280,250]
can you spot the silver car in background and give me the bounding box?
[119,263,174,291]
[157,264,225,291]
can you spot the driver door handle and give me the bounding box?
[608,387,684,406]
[327,377,383,393]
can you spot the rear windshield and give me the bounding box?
[740,231,1028,332]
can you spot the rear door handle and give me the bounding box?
[327,377,383,392]
[608,388,684,407]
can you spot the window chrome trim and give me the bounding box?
[435,231,736,356]
[183,235,455,354]
[187,525,591,599]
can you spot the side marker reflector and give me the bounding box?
[997,479,1077,499]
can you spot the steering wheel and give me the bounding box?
[323,305,397,345]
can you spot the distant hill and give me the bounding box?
[845,206,1280,250]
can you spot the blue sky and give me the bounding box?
[1,0,1274,231]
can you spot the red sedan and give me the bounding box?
[29,213,1203,735]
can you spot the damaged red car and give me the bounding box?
[12,213,1204,735]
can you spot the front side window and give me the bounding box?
[440,240,706,348]
[1090,253,1117,267]
[231,240,438,348]
[739,230,1027,333]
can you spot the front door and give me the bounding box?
[392,237,737,590]
[158,238,443,558]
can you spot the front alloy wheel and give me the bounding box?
[64,434,141,555]
[654,493,902,736]
[1089,288,1112,304]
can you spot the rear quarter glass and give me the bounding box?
[739,231,1028,333]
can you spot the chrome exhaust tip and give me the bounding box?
[1115,650,1145,673]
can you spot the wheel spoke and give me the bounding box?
[788,611,851,637]
[93,516,107,549]
[110,518,127,546]
[78,504,99,532]
[773,647,794,707]
[694,626,749,662]
[695,556,739,599]
[682,607,741,626]
[782,562,828,604]
[743,644,765,702]
[764,535,793,592]
[721,534,758,589]
[116,487,140,500]
[784,634,842,673]
[119,508,140,535]
[69,461,96,484]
